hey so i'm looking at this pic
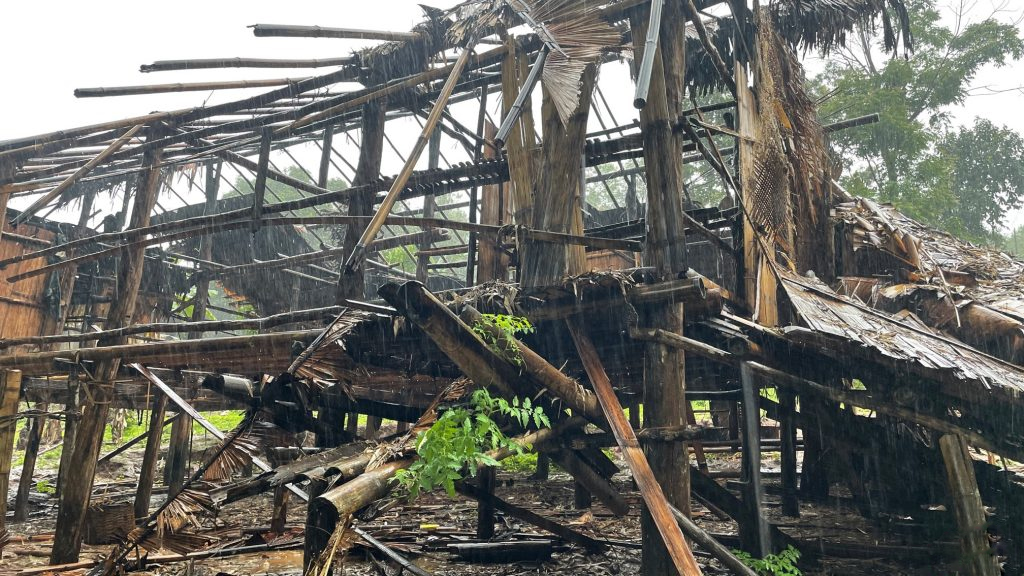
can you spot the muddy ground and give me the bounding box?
[2,426,963,576]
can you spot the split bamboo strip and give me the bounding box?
[74,78,312,98]
[567,320,702,576]
[10,125,142,227]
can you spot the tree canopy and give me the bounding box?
[814,0,1024,243]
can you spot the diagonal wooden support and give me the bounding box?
[130,364,307,501]
[566,319,702,576]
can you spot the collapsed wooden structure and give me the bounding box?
[1,1,1022,575]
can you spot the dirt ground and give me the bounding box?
[2,429,962,576]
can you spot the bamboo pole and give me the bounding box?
[140,57,354,73]
[493,46,547,147]
[343,44,472,279]
[74,78,311,98]
[133,398,168,519]
[10,125,142,227]
[250,24,421,41]
[633,0,665,109]
[566,320,701,576]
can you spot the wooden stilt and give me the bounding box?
[532,453,551,481]
[345,412,359,437]
[56,372,81,500]
[739,362,771,557]
[317,126,334,188]
[0,370,23,543]
[779,389,800,517]
[364,415,381,440]
[939,434,1000,576]
[476,466,496,540]
[50,140,164,565]
[574,481,592,510]
[270,484,290,533]
[415,130,440,284]
[133,396,168,520]
[14,402,46,522]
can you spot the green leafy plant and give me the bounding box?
[36,479,56,495]
[471,314,535,366]
[733,546,802,576]
[395,388,549,500]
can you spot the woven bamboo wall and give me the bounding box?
[0,221,57,341]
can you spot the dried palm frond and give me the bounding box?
[201,418,262,482]
[141,530,215,555]
[288,308,374,376]
[0,527,10,551]
[154,487,217,539]
[514,0,624,124]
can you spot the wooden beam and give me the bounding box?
[566,319,701,576]
[939,434,1000,576]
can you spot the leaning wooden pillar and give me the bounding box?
[631,5,692,575]
[939,434,1000,576]
[0,370,23,543]
[14,402,46,522]
[270,484,290,533]
[50,141,164,565]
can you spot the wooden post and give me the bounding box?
[317,125,334,189]
[502,36,537,234]
[56,370,81,500]
[939,434,1000,576]
[532,453,551,481]
[133,397,167,520]
[415,130,441,283]
[520,65,595,288]
[779,389,799,517]
[14,402,46,522]
[50,140,164,565]
[337,101,386,300]
[476,466,496,539]
[631,6,692,574]
[270,484,290,533]
[0,370,23,542]
[364,415,381,440]
[739,362,771,557]
[475,121,512,283]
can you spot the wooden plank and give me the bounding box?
[566,319,701,575]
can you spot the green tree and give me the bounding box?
[815,0,1024,242]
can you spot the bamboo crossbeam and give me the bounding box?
[9,125,142,227]
[140,57,354,73]
[0,306,345,350]
[74,78,312,98]
[251,24,421,42]
[0,330,321,376]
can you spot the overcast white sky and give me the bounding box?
[1,1,1023,225]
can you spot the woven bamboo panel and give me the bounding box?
[83,501,133,545]
[0,222,56,342]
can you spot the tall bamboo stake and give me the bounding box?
[342,45,474,276]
